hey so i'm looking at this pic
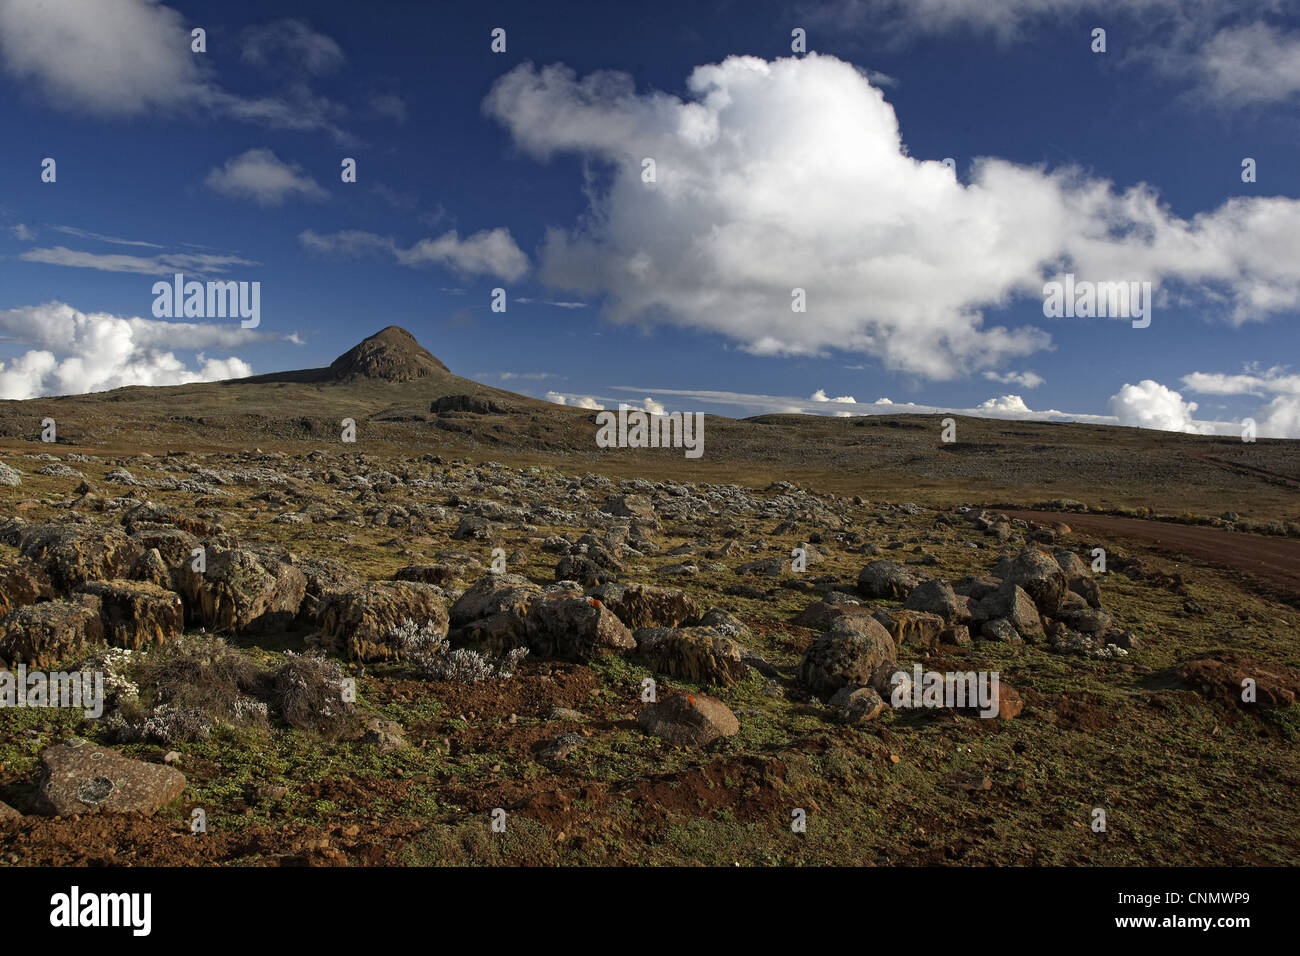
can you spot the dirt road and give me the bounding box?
[998,510,1300,599]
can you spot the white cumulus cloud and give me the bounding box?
[978,394,1032,413]
[0,301,272,399]
[811,389,857,403]
[205,149,327,206]
[1180,365,1300,438]
[1107,380,1215,434]
[545,391,605,410]
[485,54,1300,380]
[1257,395,1300,439]
[984,369,1044,388]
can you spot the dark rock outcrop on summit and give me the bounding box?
[326,326,450,382]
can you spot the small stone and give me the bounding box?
[828,685,887,723]
[546,707,585,722]
[941,771,992,791]
[541,733,585,760]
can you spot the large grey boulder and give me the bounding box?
[857,560,926,600]
[903,579,969,626]
[1004,548,1068,617]
[973,581,1044,641]
[799,612,897,698]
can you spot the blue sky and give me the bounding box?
[1,0,1298,436]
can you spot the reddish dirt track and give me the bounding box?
[998,510,1300,599]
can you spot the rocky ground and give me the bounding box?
[1,445,1298,866]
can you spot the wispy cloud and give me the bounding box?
[486,371,560,382]
[50,225,165,249]
[300,227,529,281]
[240,19,345,76]
[606,384,1125,426]
[19,246,257,277]
[517,297,588,309]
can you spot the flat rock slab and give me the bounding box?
[0,800,21,821]
[638,693,739,746]
[941,772,993,792]
[34,738,186,817]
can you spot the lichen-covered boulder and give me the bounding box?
[903,579,970,626]
[872,608,947,653]
[128,527,202,588]
[6,522,141,593]
[395,564,459,587]
[634,626,748,686]
[585,581,700,630]
[121,501,219,537]
[555,554,620,586]
[0,544,55,617]
[449,573,540,627]
[446,573,541,653]
[318,581,449,661]
[792,595,864,629]
[176,547,306,634]
[288,555,364,627]
[0,595,104,668]
[526,593,635,662]
[799,612,897,698]
[1004,548,1068,617]
[857,560,926,600]
[77,579,183,650]
[128,548,173,589]
[603,494,657,524]
[1054,548,1101,609]
[829,685,887,723]
[973,581,1044,641]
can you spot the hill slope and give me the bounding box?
[0,325,1297,520]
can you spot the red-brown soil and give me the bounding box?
[1000,510,1300,602]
